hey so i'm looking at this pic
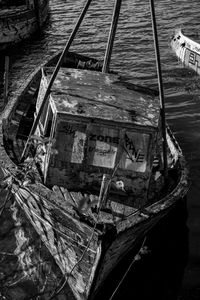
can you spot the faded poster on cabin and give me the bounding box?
[120,132,149,173]
[87,126,119,169]
[55,121,87,164]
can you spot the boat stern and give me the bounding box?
[171,29,186,61]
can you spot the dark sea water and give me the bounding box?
[0,0,200,299]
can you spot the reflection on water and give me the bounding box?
[0,0,200,298]
[11,202,34,280]
[0,195,71,299]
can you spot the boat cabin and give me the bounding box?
[35,67,161,207]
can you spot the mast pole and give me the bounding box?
[3,56,9,106]
[102,0,122,73]
[20,0,93,162]
[149,0,168,178]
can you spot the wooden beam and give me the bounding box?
[33,0,41,29]
[149,0,168,178]
[102,0,122,73]
[20,0,93,162]
[3,56,9,106]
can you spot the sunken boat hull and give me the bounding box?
[0,0,49,51]
[0,51,188,300]
[171,29,200,75]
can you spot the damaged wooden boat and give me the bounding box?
[0,0,188,299]
[0,0,49,51]
[171,29,200,75]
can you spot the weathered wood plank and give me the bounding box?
[13,183,102,300]
[43,67,160,128]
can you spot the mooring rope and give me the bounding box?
[108,236,147,300]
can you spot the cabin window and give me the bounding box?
[44,105,53,137]
[39,99,49,131]
[54,121,150,172]
[36,73,49,133]
[55,122,118,167]
[55,121,87,164]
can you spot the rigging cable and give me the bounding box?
[20,0,93,162]
[108,236,147,300]
[149,0,168,179]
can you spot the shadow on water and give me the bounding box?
[93,198,189,300]
[0,193,76,299]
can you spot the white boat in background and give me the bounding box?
[171,29,200,75]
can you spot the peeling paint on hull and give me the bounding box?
[0,0,49,51]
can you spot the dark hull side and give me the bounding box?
[0,0,49,51]
[0,51,189,299]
